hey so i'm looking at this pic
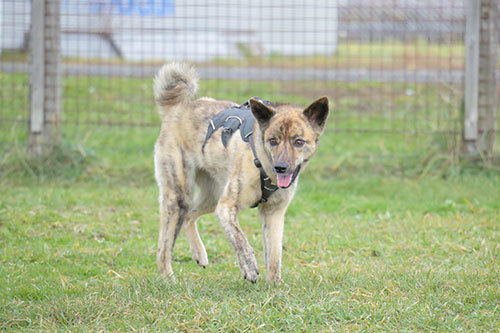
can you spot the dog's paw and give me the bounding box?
[244,269,259,283]
[266,274,281,284]
[192,249,208,268]
[195,258,208,269]
[156,257,174,278]
[158,271,177,283]
[240,256,259,283]
[188,239,208,268]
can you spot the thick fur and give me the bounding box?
[153,63,329,283]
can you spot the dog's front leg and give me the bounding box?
[260,205,287,283]
[215,203,259,283]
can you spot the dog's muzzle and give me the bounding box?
[275,164,301,189]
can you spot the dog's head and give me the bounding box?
[250,97,329,189]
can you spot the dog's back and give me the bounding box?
[153,63,237,156]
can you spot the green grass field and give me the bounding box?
[1,69,500,330]
[0,71,467,157]
[0,40,471,70]
[1,150,499,330]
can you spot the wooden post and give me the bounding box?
[0,2,3,56]
[28,0,61,155]
[463,0,499,157]
[463,0,480,155]
[477,0,498,157]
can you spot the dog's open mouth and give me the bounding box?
[276,165,301,189]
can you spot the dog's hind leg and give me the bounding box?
[184,172,219,268]
[155,151,194,279]
[184,208,210,268]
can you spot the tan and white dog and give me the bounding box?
[153,63,329,283]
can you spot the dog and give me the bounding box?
[153,63,329,283]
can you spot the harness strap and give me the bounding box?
[248,132,278,208]
[202,97,278,208]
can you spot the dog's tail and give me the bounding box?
[153,62,198,116]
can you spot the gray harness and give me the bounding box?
[202,98,278,207]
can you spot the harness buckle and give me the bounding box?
[254,158,262,168]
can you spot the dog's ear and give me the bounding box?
[303,97,329,131]
[250,99,275,127]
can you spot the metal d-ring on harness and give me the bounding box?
[202,97,279,208]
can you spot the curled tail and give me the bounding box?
[153,63,198,116]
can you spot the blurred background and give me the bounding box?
[0,0,499,172]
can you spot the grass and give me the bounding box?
[1,147,499,330]
[1,71,470,158]
[210,39,471,70]
[6,39,498,70]
[1,64,500,330]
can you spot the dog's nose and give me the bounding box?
[273,163,288,174]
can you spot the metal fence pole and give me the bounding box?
[463,0,499,157]
[477,0,498,157]
[28,0,61,155]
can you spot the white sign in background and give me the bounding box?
[1,0,338,61]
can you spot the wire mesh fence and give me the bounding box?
[0,0,498,158]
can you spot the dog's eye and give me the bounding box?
[269,138,278,146]
[294,139,305,147]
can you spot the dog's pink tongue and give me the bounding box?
[277,174,292,188]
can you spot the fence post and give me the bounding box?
[477,0,498,157]
[463,0,498,157]
[28,0,61,155]
[463,0,480,155]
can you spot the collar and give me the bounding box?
[248,132,278,208]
